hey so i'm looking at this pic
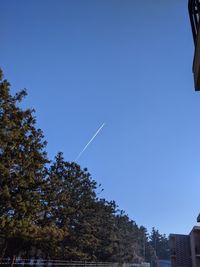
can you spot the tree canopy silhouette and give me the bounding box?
[0,69,169,265]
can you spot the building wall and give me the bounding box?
[169,234,192,267]
[169,227,200,267]
[190,227,200,267]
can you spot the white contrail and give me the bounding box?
[75,122,105,161]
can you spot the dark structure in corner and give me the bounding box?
[188,0,200,90]
[169,214,200,267]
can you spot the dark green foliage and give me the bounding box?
[46,152,98,260]
[0,71,64,262]
[0,72,48,257]
[148,228,170,261]
[92,199,117,261]
[109,213,142,263]
[0,69,169,264]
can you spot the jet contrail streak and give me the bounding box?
[75,123,105,161]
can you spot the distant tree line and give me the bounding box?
[0,69,169,266]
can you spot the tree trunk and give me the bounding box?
[0,240,7,266]
[10,255,15,267]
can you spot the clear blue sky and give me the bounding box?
[1,0,200,236]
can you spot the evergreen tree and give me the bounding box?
[111,212,144,263]
[93,199,117,262]
[0,69,61,265]
[0,69,170,264]
[148,228,170,264]
[46,153,99,260]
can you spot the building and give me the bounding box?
[188,0,200,90]
[190,226,200,267]
[169,234,192,267]
[169,217,200,267]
